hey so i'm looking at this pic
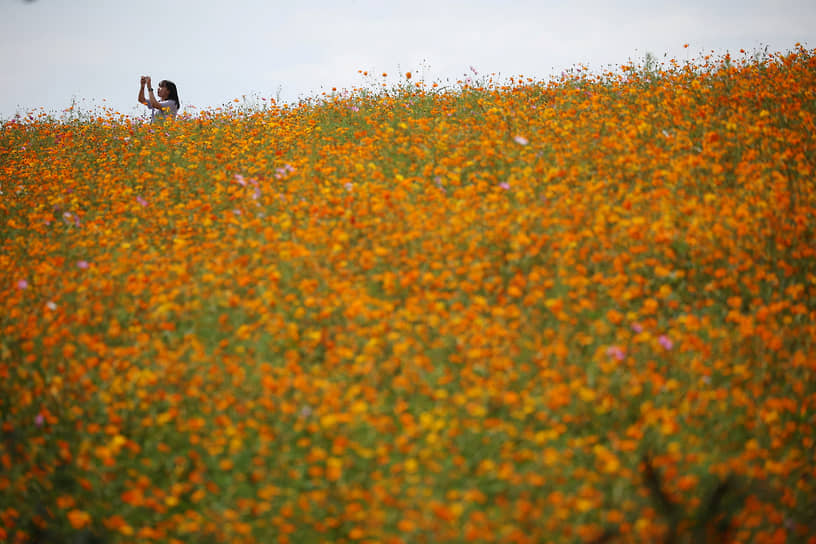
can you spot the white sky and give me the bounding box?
[1,0,815,120]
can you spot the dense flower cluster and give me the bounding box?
[1,47,815,543]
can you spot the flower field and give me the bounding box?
[1,47,815,543]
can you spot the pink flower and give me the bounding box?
[631,322,644,333]
[513,135,529,146]
[77,260,89,269]
[658,335,674,350]
[34,414,44,426]
[63,212,80,227]
[499,182,510,190]
[606,346,625,361]
[136,196,148,207]
[16,279,28,290]
[275,165,295,179]
[234,174,247,186]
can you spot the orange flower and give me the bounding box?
[67,509,91,529]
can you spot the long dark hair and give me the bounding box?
[160,80,180,108]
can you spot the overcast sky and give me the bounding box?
[1,0,815,120]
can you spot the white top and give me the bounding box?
[147,98,178,122]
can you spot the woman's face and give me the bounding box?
[157,83,170,100]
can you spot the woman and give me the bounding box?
[138,76,180,122]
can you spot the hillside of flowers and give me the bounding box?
[1,46,815,543]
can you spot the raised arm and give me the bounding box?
[138,76,148,105]
[144,76,163,109]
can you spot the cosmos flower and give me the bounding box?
[606,346,625,361]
